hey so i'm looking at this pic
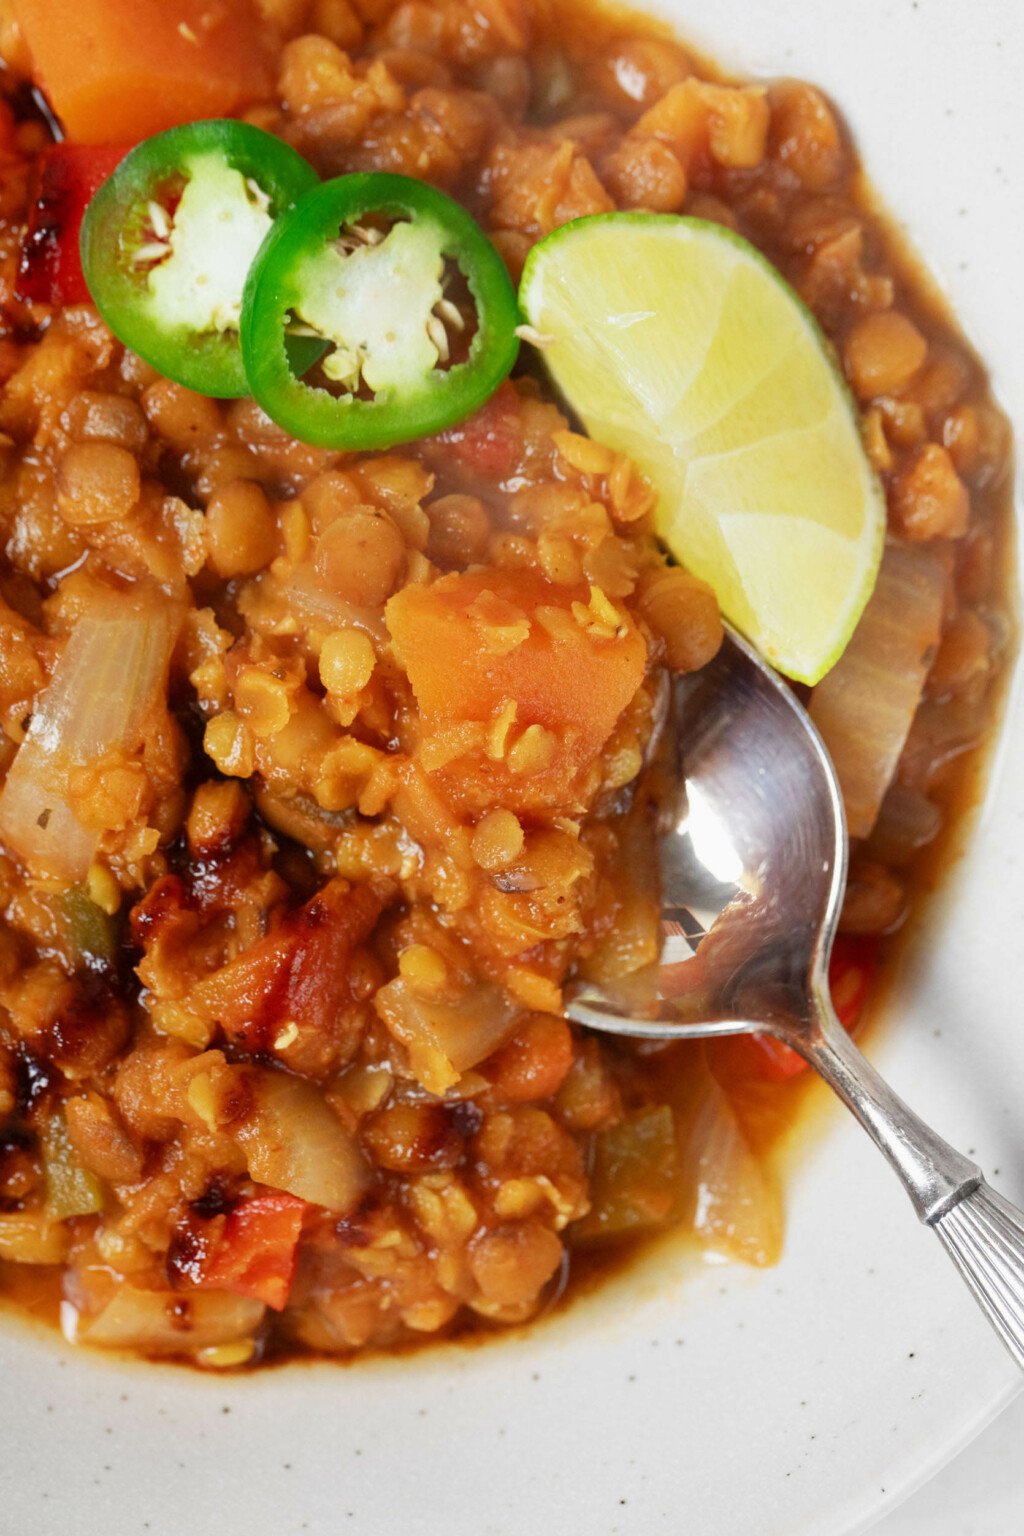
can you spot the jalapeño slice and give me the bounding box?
[80,121,319,398]
[240,173,520,451]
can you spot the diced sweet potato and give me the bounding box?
[11,0,274,145]
[386,567,647,805]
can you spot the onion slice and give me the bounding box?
[685,1077,782,1266]
[235,1069,370,1213]
[0,592,180,881]
[281,562,388,643]
[809,543,946,839]
[69,1287,264,1353]
[375,977,520,1095]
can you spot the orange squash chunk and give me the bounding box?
[11,0,274,145]
[387,567,647,790]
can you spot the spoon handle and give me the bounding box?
[804,995,1024,1370]
[933,1186,1024,1370]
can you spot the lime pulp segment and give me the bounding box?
[519,214,886,684]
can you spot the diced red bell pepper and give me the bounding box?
[17,142,131,307]
[710,935,880,1083]
[200,1192,308,1312]
[0,100,18,159]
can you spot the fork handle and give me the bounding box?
[804,995,1024,1371]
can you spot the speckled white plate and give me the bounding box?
[2,2,1022,1533]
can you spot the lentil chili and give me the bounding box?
[0,0,1014,1368]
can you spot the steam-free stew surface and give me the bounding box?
[0,0,1014,1366]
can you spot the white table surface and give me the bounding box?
[871,1392,1024,1535]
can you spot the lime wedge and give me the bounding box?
[519,214,885,684]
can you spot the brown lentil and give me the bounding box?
[0,0,1012,1373]
[205,480,279,577]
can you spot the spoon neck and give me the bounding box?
[801,987,981,1225]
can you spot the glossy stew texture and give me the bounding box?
[0,0,1013,1366]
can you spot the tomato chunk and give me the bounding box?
[192,879,382,1053]
[482,1013,575,1102]
[17,143,131,307]
[435,381,521,479]
[11,0,274,145]
[200,1192,307,1311]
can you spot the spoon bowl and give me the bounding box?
[570,627,847,1045]
[567,630,1024,1370]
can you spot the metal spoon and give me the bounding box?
[568,628,1024,1369]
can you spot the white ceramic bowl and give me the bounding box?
[2,2,1021,1532]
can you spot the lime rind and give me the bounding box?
[519,213,886,685]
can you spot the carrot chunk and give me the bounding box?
[11,0,275,145]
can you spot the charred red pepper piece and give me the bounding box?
[199,1192,307,1311]
[17,142,131,306]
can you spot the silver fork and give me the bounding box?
[568,629,1024,1369]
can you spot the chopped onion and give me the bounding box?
[69,1286,264,1353]
[684,1078,781,1267]
[0,593,180,880]
[375,977,520,1095]
[0,1211,69,1264]
[235,1069,370,1213]
[279,563,388,644]
[810,543,946,839]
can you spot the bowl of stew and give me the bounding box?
[0,0,1019,1531]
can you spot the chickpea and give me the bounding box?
[927,610,991,698]
[310,0,364,50]
[319,627,376,696]
[891,443,970,540]
[912,345,972,420]
[471,809,526,871]
[469,1221,564,1307]
[426,493,491,566]
[603,136,687,211]
[66,391,149,453]
[637,567,723,673]
[595,37,692,113]
[769,81,846,190]
[142,378,223,455]
[300,469,362,531]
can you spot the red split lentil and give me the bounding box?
[0,0,1014,1368]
